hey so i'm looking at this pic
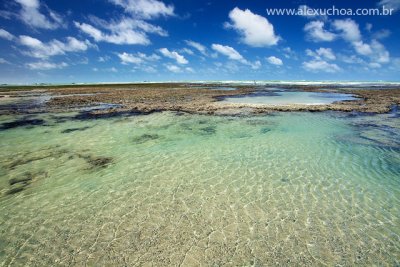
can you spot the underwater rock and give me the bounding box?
[132,134,160,144]
[9,176,32,186]
[77,153,113,169]
[61,126,91,133]
[199,126,216,135]
[87,157,113,168]
[73,109,153,121]
[0,118,45,130]
[260,127,271,134]
[6,186,25,195]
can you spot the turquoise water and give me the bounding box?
[221,91,357,105]
[0,110,399,265]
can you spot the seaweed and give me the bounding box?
[199,126,216,135]
[132,134,160,144]
[61,126,91,133]
[77,153,113,169]
[0,118,45,130]
[9,176,32,186]
[73,109,155,121]
[260,127,271,134]
[5,173,35,195]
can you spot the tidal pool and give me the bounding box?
[0,110,399,266]
[221,91,358,105]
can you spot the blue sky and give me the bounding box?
[0,0,399,83]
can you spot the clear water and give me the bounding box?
[0,110,399,266]
[222,91,357,105]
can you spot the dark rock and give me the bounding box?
[9,176,32,186]
[0,118,45,130]
[260,127,271,134]
[61,126,91,133]
[132,134,160,144]
[6,186,25,195]
[77,153,113,169]
[199,126,216,135]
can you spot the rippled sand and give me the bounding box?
[0,111,399,266]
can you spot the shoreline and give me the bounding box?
[0,83,399,116]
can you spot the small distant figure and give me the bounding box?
[254,80,257,85]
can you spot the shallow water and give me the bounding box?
[222,91,357,105]
[0,110,399,266]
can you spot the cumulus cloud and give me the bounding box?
[26,61,68,70]
[306,47,336,60]
[0,58,10,64]
[225,7,279,47]
[165,64,181,73]
[304,21,336,42]
[377,0,400,12]
[302,60,341,73]
[117,51,160,64]
[15,0,64,30]
[159,48,188,64]
[211,44,261,69]
[332,19,390,66]
[332,19,361,42]
[19,35,92,58]
[185,40,207,56]
[0,29,15,41]
[109,0,175,19]
[211,44,244,61]
[75,0,172,45]
[117,52,143,64]
[74,17,167,45]
[266,56,283,66]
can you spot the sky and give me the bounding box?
[0,0,399,84]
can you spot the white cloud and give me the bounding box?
[98,56,110,62]
[181,48,194,55]
[117,52,143,64]
[370,40,390,63]
[19,35,91,58]
[302,60,341,73]
[306,47,336,60]
[211,43,260,69]
[332,19,361,42]
[377,0,400,12]
[304,20,336,42]
[373,29,391,39]
[165,64,181,73]
[74,17,167,45]
[332,19,390,65]
[225,7,279,47]
[26,61,68,70]
[251,60,262,69]
[15,0,64,30]
[109,0,175,19]
[117,51,160,65]
[0,29,15,41]
[266,56,283,66]
[352,41,373,56]
[185,40,207,55]
[159,48,188,64]
[185,67,195,73]
[368,62,382,68]
[211,44,244,61]
[0,58,10,64]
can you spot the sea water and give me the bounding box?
[221,91,358,105]
[0,110,399,265]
